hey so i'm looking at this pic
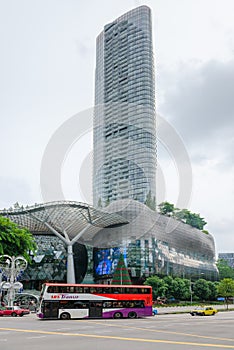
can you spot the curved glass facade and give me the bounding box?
[21,236,88,290]
[92,200,218,282]
[93,6,156,207]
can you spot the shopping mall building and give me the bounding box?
[0,199,218,290]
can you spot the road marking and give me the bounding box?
[0,327,234,348]
[79,320,234,342]
[27,336,47,339]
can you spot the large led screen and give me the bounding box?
[94,247,127,276]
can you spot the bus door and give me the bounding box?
[89,301,103,318]
[43,301,59,319]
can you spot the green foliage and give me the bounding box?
[217,259,234,280]
[158,201,207,230]
[158,201,175,215]
[193,279,211,301]
[162,275,174,298]
[145,191,156,211]
[171,277,191,300]
[174,209,207,230]
[217,278,234,309]
[0,216,36,262]
[145,275,219,302]
[162,276,191,300]
[144,276,167,300]
[207,281,219,301]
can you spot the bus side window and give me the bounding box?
[103,301,112,308]
[144,288,151,294]
[113,288,121,293]
[135,301,144,308]
[90,301,101,308]
[74,302,84,309]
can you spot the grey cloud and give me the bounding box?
[159,59,234,144]
[207,218,234,253]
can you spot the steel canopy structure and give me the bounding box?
[0,201,128,283]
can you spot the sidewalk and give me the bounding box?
[155,304,234,314]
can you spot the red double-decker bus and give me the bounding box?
[37,283,153,320]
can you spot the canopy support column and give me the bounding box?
[67,244,76,284]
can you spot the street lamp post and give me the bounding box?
[0,255,27,306]
[190,279,193,305]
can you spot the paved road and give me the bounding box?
[0,311,234,350]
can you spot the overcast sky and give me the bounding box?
[1,0,234,253]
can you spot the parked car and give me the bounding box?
[190,306,218,316]
[0,305,30,317]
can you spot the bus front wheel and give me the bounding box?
[113,312,123,319]
[60,312,71,320]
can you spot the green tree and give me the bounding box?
[158,202,208,230]
[207,281,218,301]
[193,279,211,301]
[217,259,234,280]
[163,276,174,299]
[144,276,167,300]
[158,202,175,216]
[111,253,132,285]
[171,277,191,300]
[217,278,234,310]
[175,209,207,230]
[174,208,189,222]
[0,216,36,261]
[187,212,207,230]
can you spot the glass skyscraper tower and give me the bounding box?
[93,6,156,208]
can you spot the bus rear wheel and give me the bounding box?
[113,312,123,319]
[60,312,71,320]
[128,311,137,319]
